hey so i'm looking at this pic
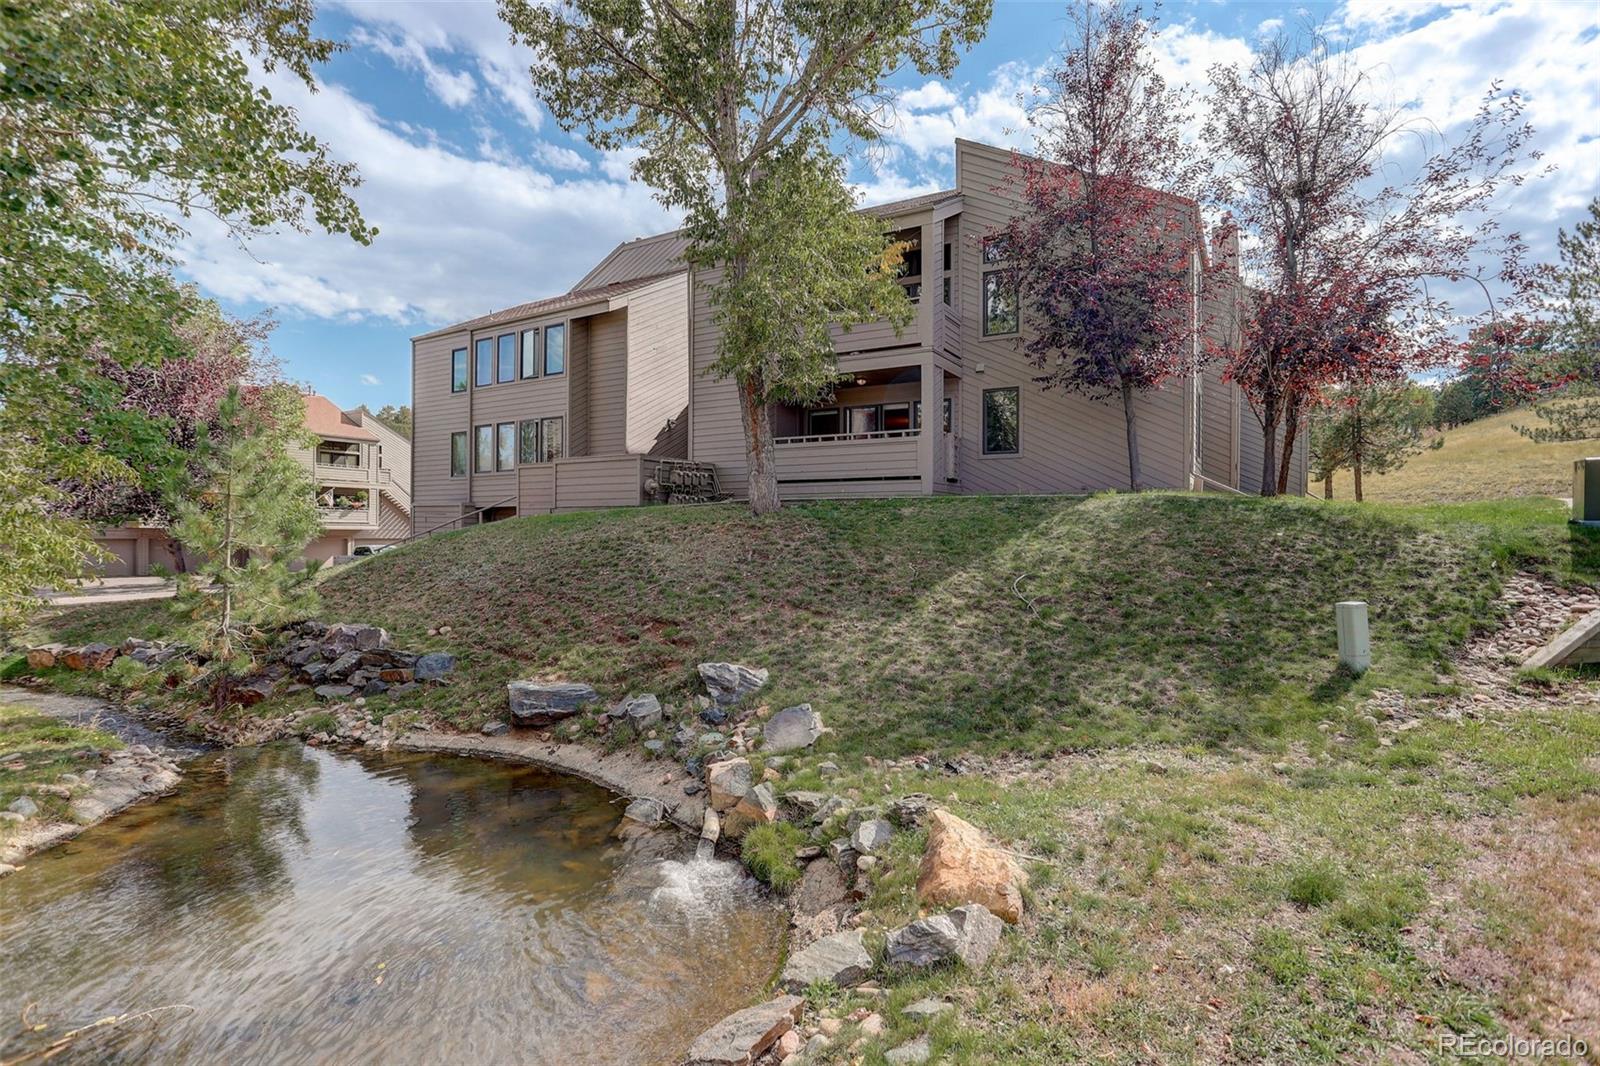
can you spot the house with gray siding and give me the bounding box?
[408,137,1304,528]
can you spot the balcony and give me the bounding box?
[774,429,923,499]
[318,505,374,528]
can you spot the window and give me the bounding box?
[943,395,952,433]
[912,398,951,432]
[544,323,566,375]
[497,334,516,383]
[474,424,494,472]
[981,235,1012,264]
[847,405,880,435]
[521,329,539,379]
[451,348,468,392]
[898,245,922,279]
[519,419,540,463]
[942,276,951,305]
[317,441,360,467]
[943,243,952,271]
[475,338,493,387]
[450,431,467,477]
[538,416,564,462]
[497,422,515,470]
[982,269,1019,336]
[883,402,912,434]
[806,408,840,436]
[983,388,1020,455]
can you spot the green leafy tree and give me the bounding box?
[369,404,412,439]
[0,441,99,634]
[1432,379,1478,429]
[499,0,990,513]
[0,0,371,613]
[1517,198,1600,443]
[1312,381,1437,501]
[169,387,322,663]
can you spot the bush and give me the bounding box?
[297,711,338,735]
[1285,859,1345,908]
[740,822,806,893]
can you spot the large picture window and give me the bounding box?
[451,349,468,393]
[982,269,1019,336]
[982,388,1020,455]
[497,334,516,383]
[496,422,515,470]
[521,329,539,378]
[474,424,494,473]
[450,431,467,477]
[474,338,493,387]
[544,324,566,375]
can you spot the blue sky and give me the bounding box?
[177,1,1600,412]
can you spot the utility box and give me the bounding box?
[1336,601,1371,675]
[1575,457,1600,525]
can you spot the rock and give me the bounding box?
[7,796,39,818]
[643,739,667,755]
[623,797,665,826]
[325,651,364,678]
[791,859,849,922]
[322,622,389,654]
[817,761,840,777]
[287,644,322,667]
[916,809,1026,924]
[804,1034,831,1057]
[698,662,769,706]
[885,1036,932,1064]
[858,1013,885,1037]
[888,793,934,829]
[62,642,118,671]
[0,811,25,824]
[775,1030,802,1059]
[886,904,1004,970]
[812,795,849,825]
[26,643,66,670]
[619,693,663,731]
[818,1018,843,1038]
[313,684,355,701]
[389,682,418,697]
[901,999,954,1019]
[780,929,872,991]
[413,652,455,682]
[723,783,778,838]
[234,677,276,706]
[507,680,599,726]
[684,995,804,1066]
[700,705,729,726]
[361,679,389,698]
[782,790,830,817]
[851,818,893,856]
[763,703,824,753]
[706,758,753,812]
[302,662,330,683]
[378,668,413,684]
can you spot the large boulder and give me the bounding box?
[321,622,389,655]
[722,782,777,838]
[324,651,364,679]
[506,680,599,726]
[885,904,1004,970]
[623,797,665,827]
[698,662,769,706]
[684,995,804,1066]
[762,703,824,753]
[705,758,752,812]
[618,693,663,731]
[314,684,355,701]
[233,677,276,707]
[916,809,1026,924]
[779,928,872,992]
[413,652,455,682]
[851,817,894,856]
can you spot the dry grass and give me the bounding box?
[1324,405,1599,504]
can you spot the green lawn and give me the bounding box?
[24,493,1600,758]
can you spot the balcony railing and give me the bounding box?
[774,428,922,445]
[318,505,373,527]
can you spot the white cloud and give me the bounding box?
[360,373,381,386]
[898,81,962,112]
[349,27,477,109]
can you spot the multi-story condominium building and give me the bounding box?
[409,138,1304,528]
[90,394,413,575]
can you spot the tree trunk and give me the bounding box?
[1353,458,1364,502]
[1258,392,1280,497]
[1323,473,1333,499]
[1352,408,1364,502]
[1121,381,1142,491]
[1276,392,1301,496]
[738,373,781,515]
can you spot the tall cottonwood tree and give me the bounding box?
[499,0,990,513]
[999,1,1211,490]
[0,0,370,611]
[1205,27,1541,495]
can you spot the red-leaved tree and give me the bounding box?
[998,0,1213,490]
[1206,27,1544,495]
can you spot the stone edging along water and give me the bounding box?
[393,730,708,834]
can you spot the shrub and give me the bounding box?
[297,711,338,735]
[740,822,806,893]
[1285,859,1345,908]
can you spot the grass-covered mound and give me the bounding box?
[30,494,1597,758]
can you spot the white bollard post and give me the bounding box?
[1336,601,1371,675]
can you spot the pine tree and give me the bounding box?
[168,386,322,664]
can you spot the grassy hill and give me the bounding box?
[1326,405,1599,504]
[31,493,1597,757]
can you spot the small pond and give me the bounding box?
[0,743,785,1065]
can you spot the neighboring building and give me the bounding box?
[88,394,413,576]
[409,137,1305,528]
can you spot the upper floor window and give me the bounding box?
[806,408,840,436]
[521,329,539,378]
[475,338,493,387]
[474,424,494,473]
[451,348,468,392]
[982,269,1019,336]
[450,432,467,477]
[497,334,516,383]
[544,324,566,375]
[981,235,1013,264]
[983,387,1020,455]
[316,441,361,468]
[943,243,952,271]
